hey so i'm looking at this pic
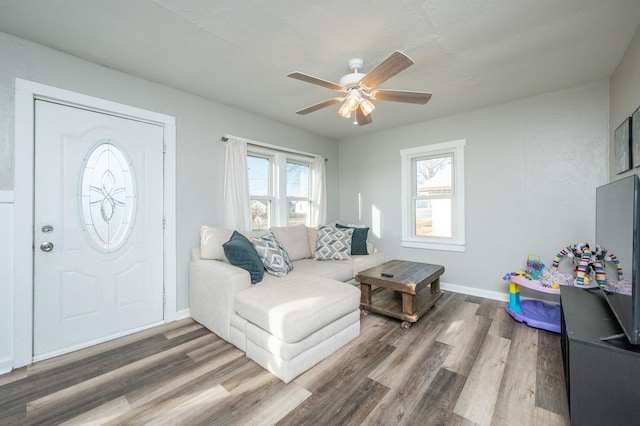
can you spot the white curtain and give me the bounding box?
[222,138,252,231]
[311,156,327,226]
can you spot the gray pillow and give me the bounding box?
[313,226,353,260]
[251,233,293,277]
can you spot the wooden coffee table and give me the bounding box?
[355,259,445,329]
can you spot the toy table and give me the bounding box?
[505,275,561,333]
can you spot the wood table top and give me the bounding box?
[355,259,445,294]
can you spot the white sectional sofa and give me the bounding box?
[189,224,385,383]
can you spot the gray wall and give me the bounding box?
[610,23,640,181]
[338,81,609,297]
[0,31,340,311]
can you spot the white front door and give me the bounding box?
[33,100,165,359]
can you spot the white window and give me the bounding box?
[248,147,313,231]
[247,153,273,231]
[400,139,465,252]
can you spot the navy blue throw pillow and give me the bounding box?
[223,231,264,284]
[336,224,369,255]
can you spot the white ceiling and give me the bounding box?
[1,0,639,140]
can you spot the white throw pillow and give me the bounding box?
[270,224,312,261]
[200,226,233,260]
[313,226,353,260]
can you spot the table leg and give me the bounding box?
[431,277,440,294]
[401,292,415,315]
[360,283,371,305]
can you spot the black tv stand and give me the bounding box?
[560,286,640,425]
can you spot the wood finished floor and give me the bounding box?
[0,292,570,425]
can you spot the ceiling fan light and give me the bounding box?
[338,102,352,118]
[345,92,360,110]
[360,99,376,116]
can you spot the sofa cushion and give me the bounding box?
[200,226,233,260]
[336,224,369,255]
[223,231,264,284]
[270,225,311,261]
[235,276,360,343]
[306,227,318,255]
[250,233,293,277]
[291,259,353,282]
[330,252,387,275]
[313,226,353,260]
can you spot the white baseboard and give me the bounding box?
[0,358,14,375]
[441,281,560,305]
[175,308,191,321]
[441,281,509,302]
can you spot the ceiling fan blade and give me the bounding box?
[355,105,373,125]
[287,72,346,92]
[359,51,414,90]
[296,98,344,115]
[371,89,432,104]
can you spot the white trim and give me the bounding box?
[440,281,507,302]
[0,191,14,203]
[13,78,177,368]
[175,308,192,321]
[440,281,560,305]
[223,133,320,159]
[0,358,12,375]
[400,139,466,251]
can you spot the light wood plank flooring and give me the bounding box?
[0,292,570,425]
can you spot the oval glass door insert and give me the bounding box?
[80,141,136,252]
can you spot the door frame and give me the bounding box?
[13,78,177,368]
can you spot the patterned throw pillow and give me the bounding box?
[313,226,354,260]
[250,233,293,277]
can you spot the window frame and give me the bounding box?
[400,139,466,252]
[247,146,314,229]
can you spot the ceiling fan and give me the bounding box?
[287,50,432,126]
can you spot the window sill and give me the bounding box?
[401,240,465,252]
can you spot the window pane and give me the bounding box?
[415,198,452,237]
[248,155,269,196]
[415,156,452,196]
[287,162,309,198]
[250,200,270,231]
[288,200,310,226]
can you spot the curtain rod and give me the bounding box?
[220,134,326,161]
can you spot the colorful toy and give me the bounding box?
[526,254,545,280]
[504,244,629,333]
[504,273,561,333]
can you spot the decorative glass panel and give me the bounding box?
[80,142,135,252]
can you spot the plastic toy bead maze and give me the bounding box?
[503,243,628,333]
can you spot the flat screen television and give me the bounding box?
[596,174,640,345]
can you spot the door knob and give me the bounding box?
[40,242,54,252]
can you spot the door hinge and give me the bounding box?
[163,217,166,229]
